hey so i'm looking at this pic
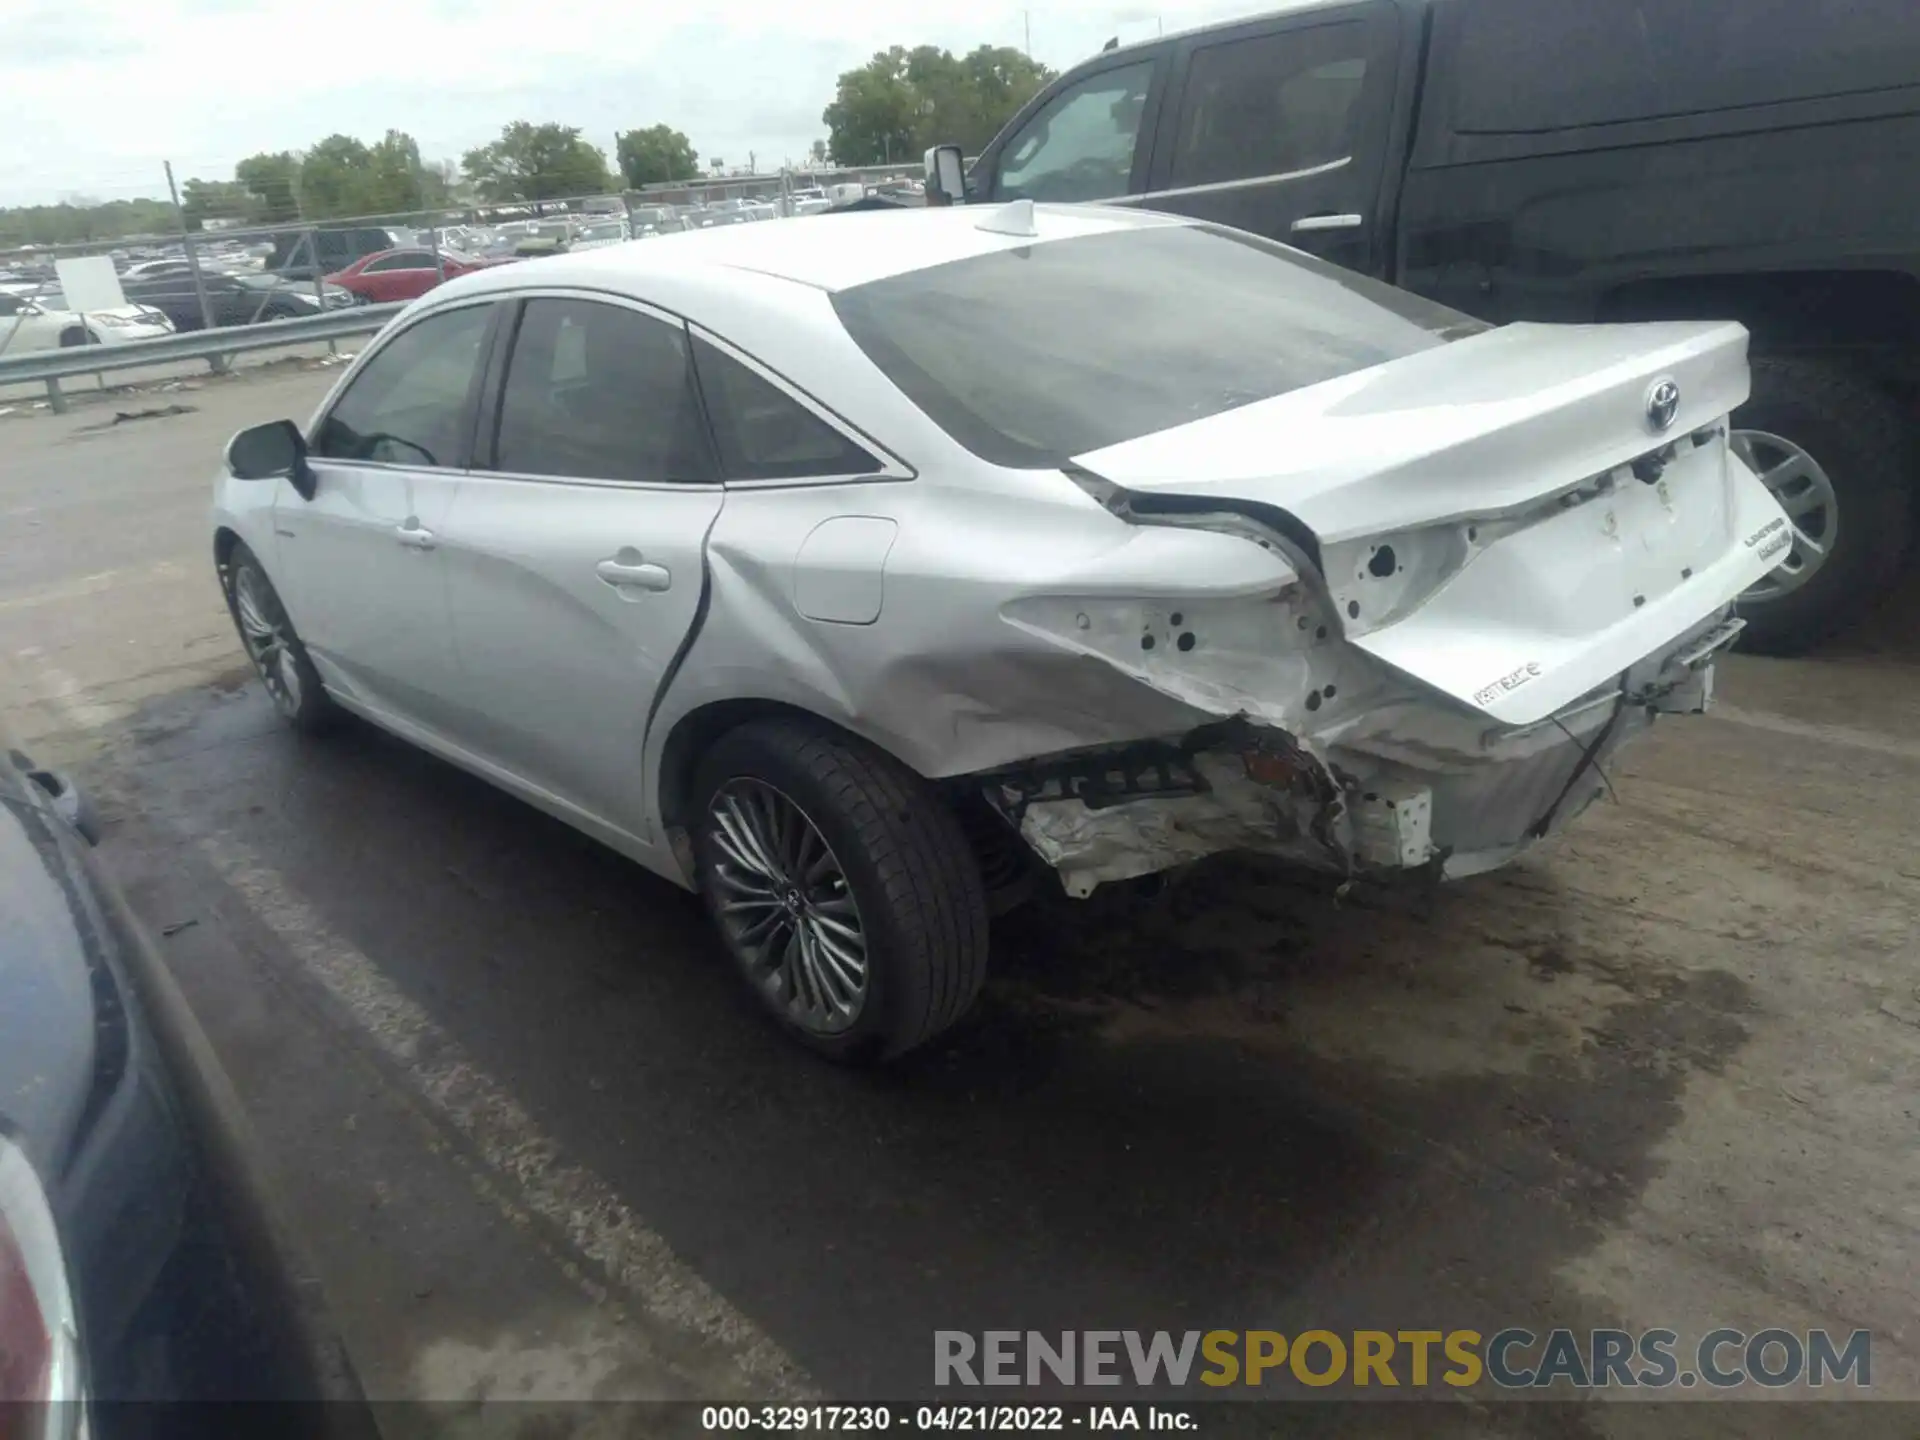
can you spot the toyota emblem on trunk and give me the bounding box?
[1645,377,1681,432]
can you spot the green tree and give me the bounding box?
[822,43,1053,165]
[235,151,302,222]
[179,178,252,230]
[297,134,376,218]
[956,45,1055,150]
[0,197,178,246]
[615,124,699,188]
[461,122,609,202]
[359,129,447,214]
[822,47,918,166]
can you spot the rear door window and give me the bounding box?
[492,297,714,484]
[992,60,1156,203]
[1168,22,1372,187]
[691,336,880,481]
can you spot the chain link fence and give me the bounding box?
[0,163,930,362]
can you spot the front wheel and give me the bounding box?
[57,327,99,347]
[219,542,338,733]
[690,718,989,1062]
[1733,358,1914,655]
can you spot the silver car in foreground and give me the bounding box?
[212,202,1787,1060]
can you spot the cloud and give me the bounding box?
[0,0,1268,203]
[0,1,141,66]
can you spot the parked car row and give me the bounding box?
[117,269,358,333]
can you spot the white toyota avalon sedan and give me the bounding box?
[211,201,1787,1060]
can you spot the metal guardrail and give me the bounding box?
[0,302,404,414]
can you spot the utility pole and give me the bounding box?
[1024,9,1032,55]
[162,160,216,334]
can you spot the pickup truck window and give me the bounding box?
[1169,23,1370,188]
[1441,0,1920,133]
[994,60,1154,203]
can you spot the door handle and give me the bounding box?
[1291,212,1364,233]
[596,555,672,592]
[394,522,436,551]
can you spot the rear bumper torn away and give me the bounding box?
[979,610,1738,898]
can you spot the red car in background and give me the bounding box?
[323,247,496,303]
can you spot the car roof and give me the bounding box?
[443,202,1192,297]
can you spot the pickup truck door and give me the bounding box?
[1138,2,1400,275]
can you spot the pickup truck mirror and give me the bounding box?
[226,419,316,500]
[924,145,967,208]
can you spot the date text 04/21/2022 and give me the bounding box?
[700,1406,1193,1431]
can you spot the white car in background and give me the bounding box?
[570,218,633,252]
[0,285,173,354]
[209,203,1784,1062]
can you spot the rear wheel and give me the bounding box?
[690,718,989,1062]
[1733,358,1913,655]
[57,327,99,347]
[220,542,338,733]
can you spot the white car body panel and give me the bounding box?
[1074,318,1779,726]
[212,204,1787,902]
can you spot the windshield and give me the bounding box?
[831,223,1486,468]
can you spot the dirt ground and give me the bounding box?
[3,368,1917,1437]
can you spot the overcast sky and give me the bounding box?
[0,0,1266,205]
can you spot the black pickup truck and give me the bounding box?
[928,0,1920,653]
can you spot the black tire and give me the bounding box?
[218,541,339,735]
[57,327,99,347]
[690,718,989,1062]
[1734,358,1914,655]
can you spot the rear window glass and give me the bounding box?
[1439,0,1920,134]
[830,223,1483,468]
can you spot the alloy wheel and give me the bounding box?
[1732,429,1839,601]
[231,563,305,718]
[705,778,869,1036]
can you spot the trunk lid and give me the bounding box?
[1073,320,1790,726]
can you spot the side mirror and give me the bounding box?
[924,144,967,208]
[226,419,316,500]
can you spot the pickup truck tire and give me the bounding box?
[691,718,989,1063]
[1733,358,1913,655]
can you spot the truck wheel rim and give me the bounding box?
[1732,429,1838,601]
[706,778,868,1036]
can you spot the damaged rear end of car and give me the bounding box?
[961,318,1787,897]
